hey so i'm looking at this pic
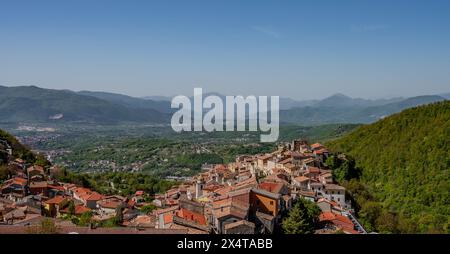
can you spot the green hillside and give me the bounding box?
[1,128,50,180]
[0,86,168,123]
[327,101,450,233]
[0,128,36,164]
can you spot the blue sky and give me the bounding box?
[1,0,449,99]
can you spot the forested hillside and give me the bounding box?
[0,128,50,180]
[327,101,450,233]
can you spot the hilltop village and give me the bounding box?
[0,138,366,234]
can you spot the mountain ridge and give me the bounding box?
[0,85,448,125]
[0,85,169,124]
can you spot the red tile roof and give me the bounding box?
[86,192,103,201]
[48,185,65,191]
[163,213,173,224]
[314,148,329,155]
[319,212,358,234]
[258,182,285,194]
[11,177,27,186]
[176,208,206,225]
[44,195,67,205]
[311,143,324,149]
[97,199,122,209]
[60,205,91,215]
[307,166,321,173]
[294,176,310,183]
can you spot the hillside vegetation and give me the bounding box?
[0,128,50,180]
[0,86,168,123]
[0,128,36,164]
[327,101,450,233]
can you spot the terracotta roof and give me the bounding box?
[319,212,357,234]
[44,195,67,205]
[60,205,91,215]
[234,177,258,190]
[176,208,206,225]
[48,185,65,191]
[278,157,293,165]
[311,143,324,149]
[314,148,329,155]
[294,176,310,183]
[75,205,91,215]
[73,187,91,195]
[258,182,285,194]
[86,192,103,201]
[214,185,233,196]
[9,177,27,186]
[163,213,173,224]
[98,199,123,209]
[307,166,321,173]
[202,184,223,192]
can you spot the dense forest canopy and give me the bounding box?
[327,101,450,233]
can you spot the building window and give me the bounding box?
[270,201,274,205]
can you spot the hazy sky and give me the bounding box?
[1,0,450,99]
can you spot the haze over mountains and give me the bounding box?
[0,85,447,125]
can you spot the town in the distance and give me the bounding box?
[0,138,363,234]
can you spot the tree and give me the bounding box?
[78,211,93,226]
[68,201,76,216]
[140,204,157,214]
[0,151,8,165]
[114,205,124,225]
[282,198,321,234]
[0,164,10,181]
[34,154,51,168]
[327,155,361,182]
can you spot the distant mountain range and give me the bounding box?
[78,91,173,113]
[0,86,168,124]
[0,85,448,125]
[279,95,446,124]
